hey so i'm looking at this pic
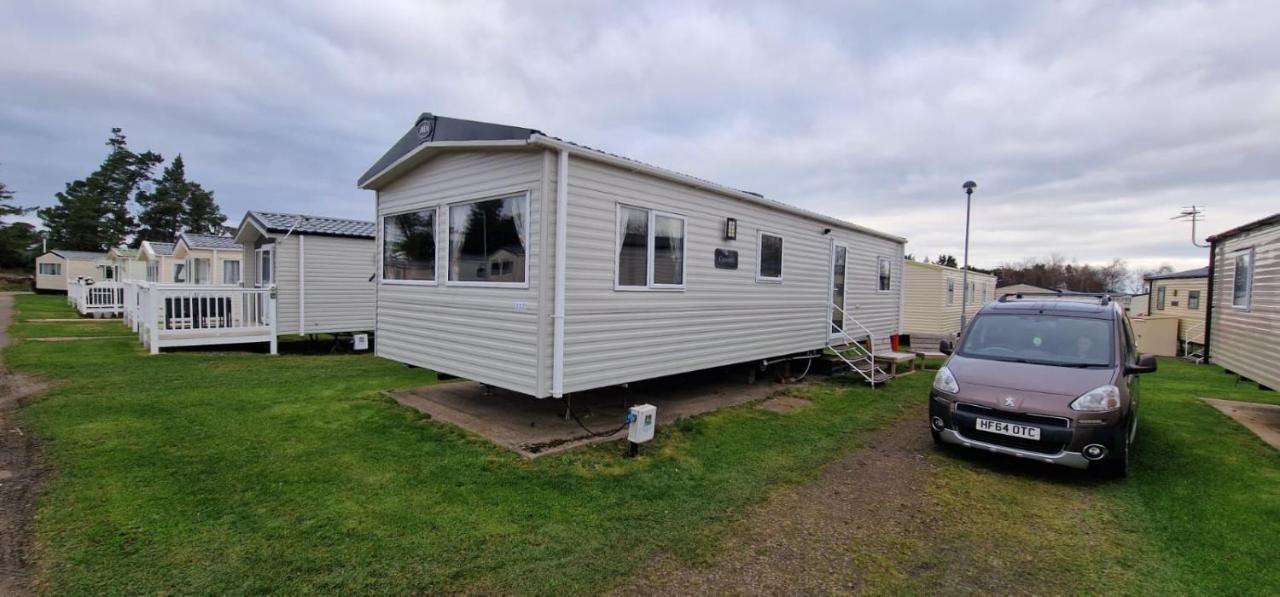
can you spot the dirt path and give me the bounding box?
[0,293,48,597]
[616,402,941,595]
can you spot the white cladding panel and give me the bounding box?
[374,150,547,395]
[1210,222,1279,390]
[560,157,904,393]
[299,235,377,334]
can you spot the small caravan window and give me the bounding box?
[383,208,437,282]
[615,205,686,289]
[188,258,211,284]
[1156,285,1165,310]
[877,257,891,291]
[39,263,62,276]
[146,262,158,282]
[174,263,187,283]
[947,279,955,304]
[449,193,528,286]
[758,232,783,282]
[223,260,241,285]
[1232,250,1253,308]
[1188,290,1200,310]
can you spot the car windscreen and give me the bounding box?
[958,314,1113,367]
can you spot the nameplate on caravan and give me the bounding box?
[714,249,739,270]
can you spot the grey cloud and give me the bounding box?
[0,0,1276,272]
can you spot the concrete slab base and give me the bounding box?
[390,366,799,458]
[1203,398,1280,450]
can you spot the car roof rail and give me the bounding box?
[997,291,1112,305]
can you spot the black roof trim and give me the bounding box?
[1206,212,1280,243]
[357,113,541,186]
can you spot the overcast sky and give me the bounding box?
[2,0,1276,271]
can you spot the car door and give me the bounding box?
[1120,315,1141,434]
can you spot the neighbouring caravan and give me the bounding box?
[1206,213,1279,391]
[104,247,145,282]
[902,260,997,337]
[173,233,244,285]
[1144,266,1208,352]
[358,113,907,398]
[34,250,106,292]
[233,211,377,336]
[138,241,179,283]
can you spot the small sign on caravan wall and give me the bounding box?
[714,248,739,269]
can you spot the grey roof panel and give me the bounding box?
[148,242,176,256]
[1206,212,1280,242]
[249,211,376,239]
[1144,266,1209,280]
[50,250,107,261]
[356,113,541,186]
[179,233,242,250]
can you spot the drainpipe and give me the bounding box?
[1203,240,1216,362]
[552,150,569,398]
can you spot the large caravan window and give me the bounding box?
[878,257,891,291]
[188,258,211,284]
[758,232,783,281]
[223,260,241,285]
[1232,250,1253,308]
[383,209,437,282]
[449,193,528,285]
[1188,290,1200,310]
[615,205,686,289]
[38,263,61,276]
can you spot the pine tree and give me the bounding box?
[1,176,30,218]
[39,128,161,251]
[135,155,193,243]
[181,172,226,235]
[0,175,39,268]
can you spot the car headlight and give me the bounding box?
[932,366,959,394]
[1070,385,1121,412]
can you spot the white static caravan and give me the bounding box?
[902,260,997,338]
[138,241,179,283]
[358,113,907,399]
[233,211,377,336]
[34,250,106,292]
[173,233,244,286]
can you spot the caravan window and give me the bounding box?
[223,260,241,285]
[448,193,528,286]
[615,205,686,289]
[1232,250,1253,308]
[877,257,891,291]
[174,263,187,283]
[39,263,62,276]
[947,279,955,304]
[383,209,437,282]
[146,262,159,282]
[757,232,783,282]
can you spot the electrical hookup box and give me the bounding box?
[352,334,369,351]
[628,404,657,443]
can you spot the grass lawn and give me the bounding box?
[5,293,1278,595]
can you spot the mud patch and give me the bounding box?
[757,396,813,413]
[0,294,51,596]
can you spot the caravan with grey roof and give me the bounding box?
[34,249,107,292]
[358,113,909,398]
[233,211,377,336]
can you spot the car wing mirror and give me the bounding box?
[939,339,953,355]
[1127,354,1158,375]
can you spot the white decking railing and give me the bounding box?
[67,279,125,316]
[127,282,277,354]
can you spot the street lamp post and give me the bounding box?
[960,181,977,334]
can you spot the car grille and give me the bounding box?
[954,403,1071,455]
[956,403,1071,428]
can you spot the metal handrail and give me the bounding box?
[829,302,889,387]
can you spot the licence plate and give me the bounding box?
[975,418,1041,440]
